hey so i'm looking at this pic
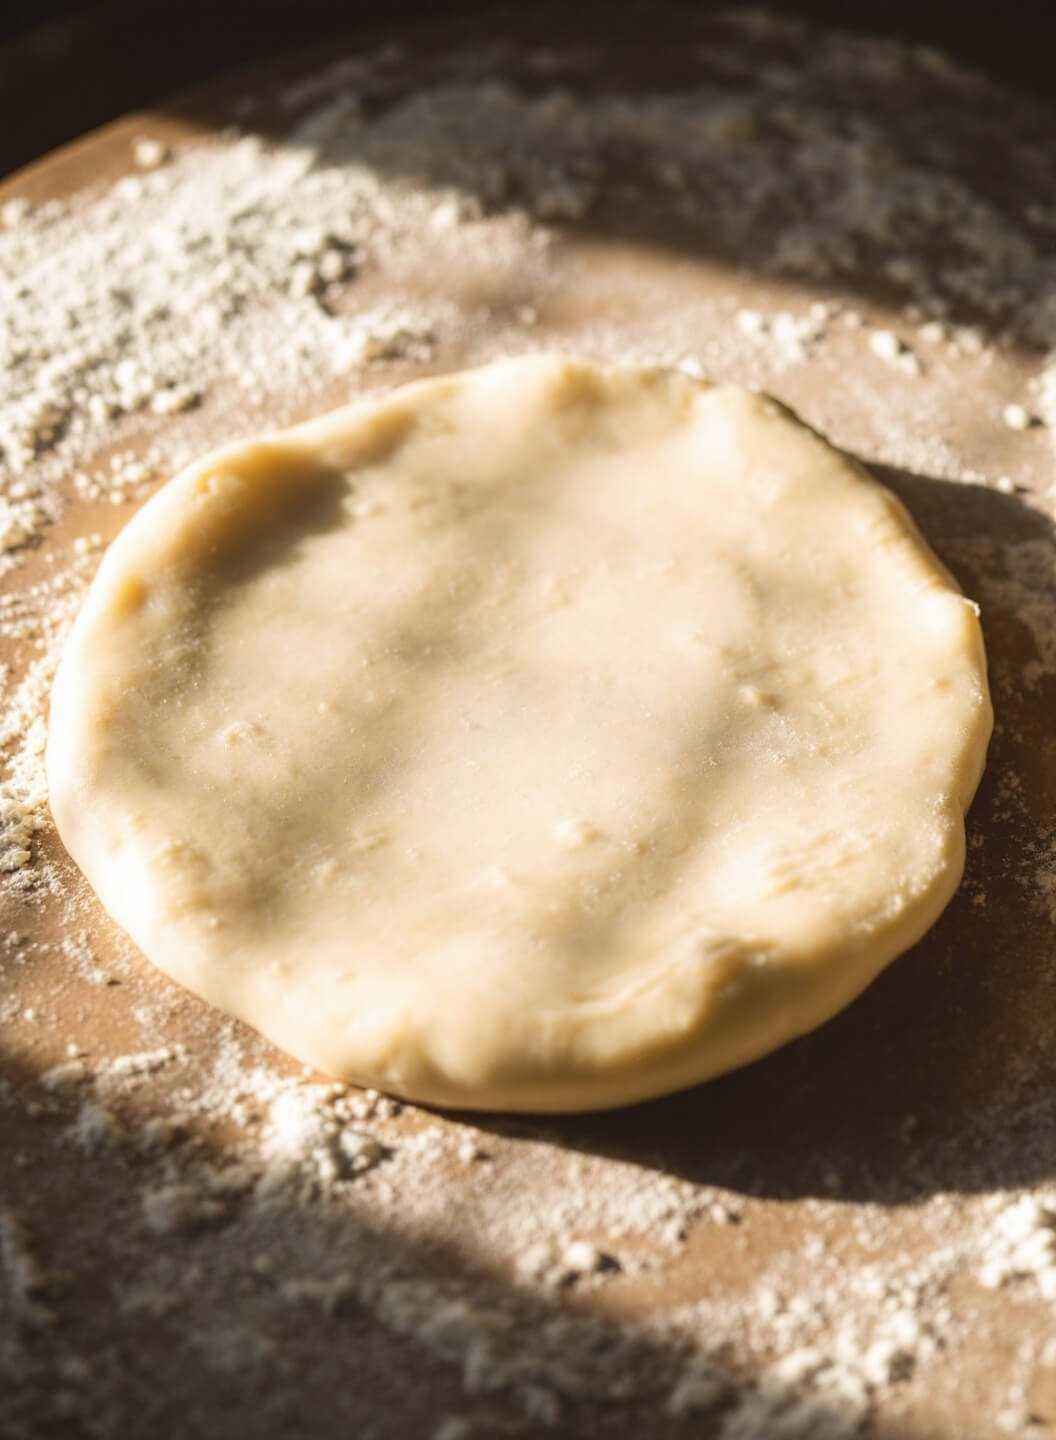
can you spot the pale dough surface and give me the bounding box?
[47,355,991,1111]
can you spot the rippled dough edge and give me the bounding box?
[47,355,992,1112]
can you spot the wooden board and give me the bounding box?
[3,11,1056,1438]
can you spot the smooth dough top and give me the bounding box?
[47,355,991,1112]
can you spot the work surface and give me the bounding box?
[3,10,1056,1437]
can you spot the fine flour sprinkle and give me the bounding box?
[4,10,1056,1439]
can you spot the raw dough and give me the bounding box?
[47,355,991,1112]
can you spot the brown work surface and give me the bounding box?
[2,10,1056,1439]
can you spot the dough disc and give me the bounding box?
[47,356,991,1111]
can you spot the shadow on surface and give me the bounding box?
[5,0,1056,180]
[1,1031,936,1440]
[140,4,1056,362]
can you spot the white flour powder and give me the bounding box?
[3,11,1056,1439]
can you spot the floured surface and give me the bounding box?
[3,9,1056,1439]
[47,357,989,1110]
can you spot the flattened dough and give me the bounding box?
[47,356,991,1111]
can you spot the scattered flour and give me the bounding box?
[259,1084,385,1196]
[0,1210,52,1332]
[979,1193,1056,1300]
[3,10,1056,1439]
